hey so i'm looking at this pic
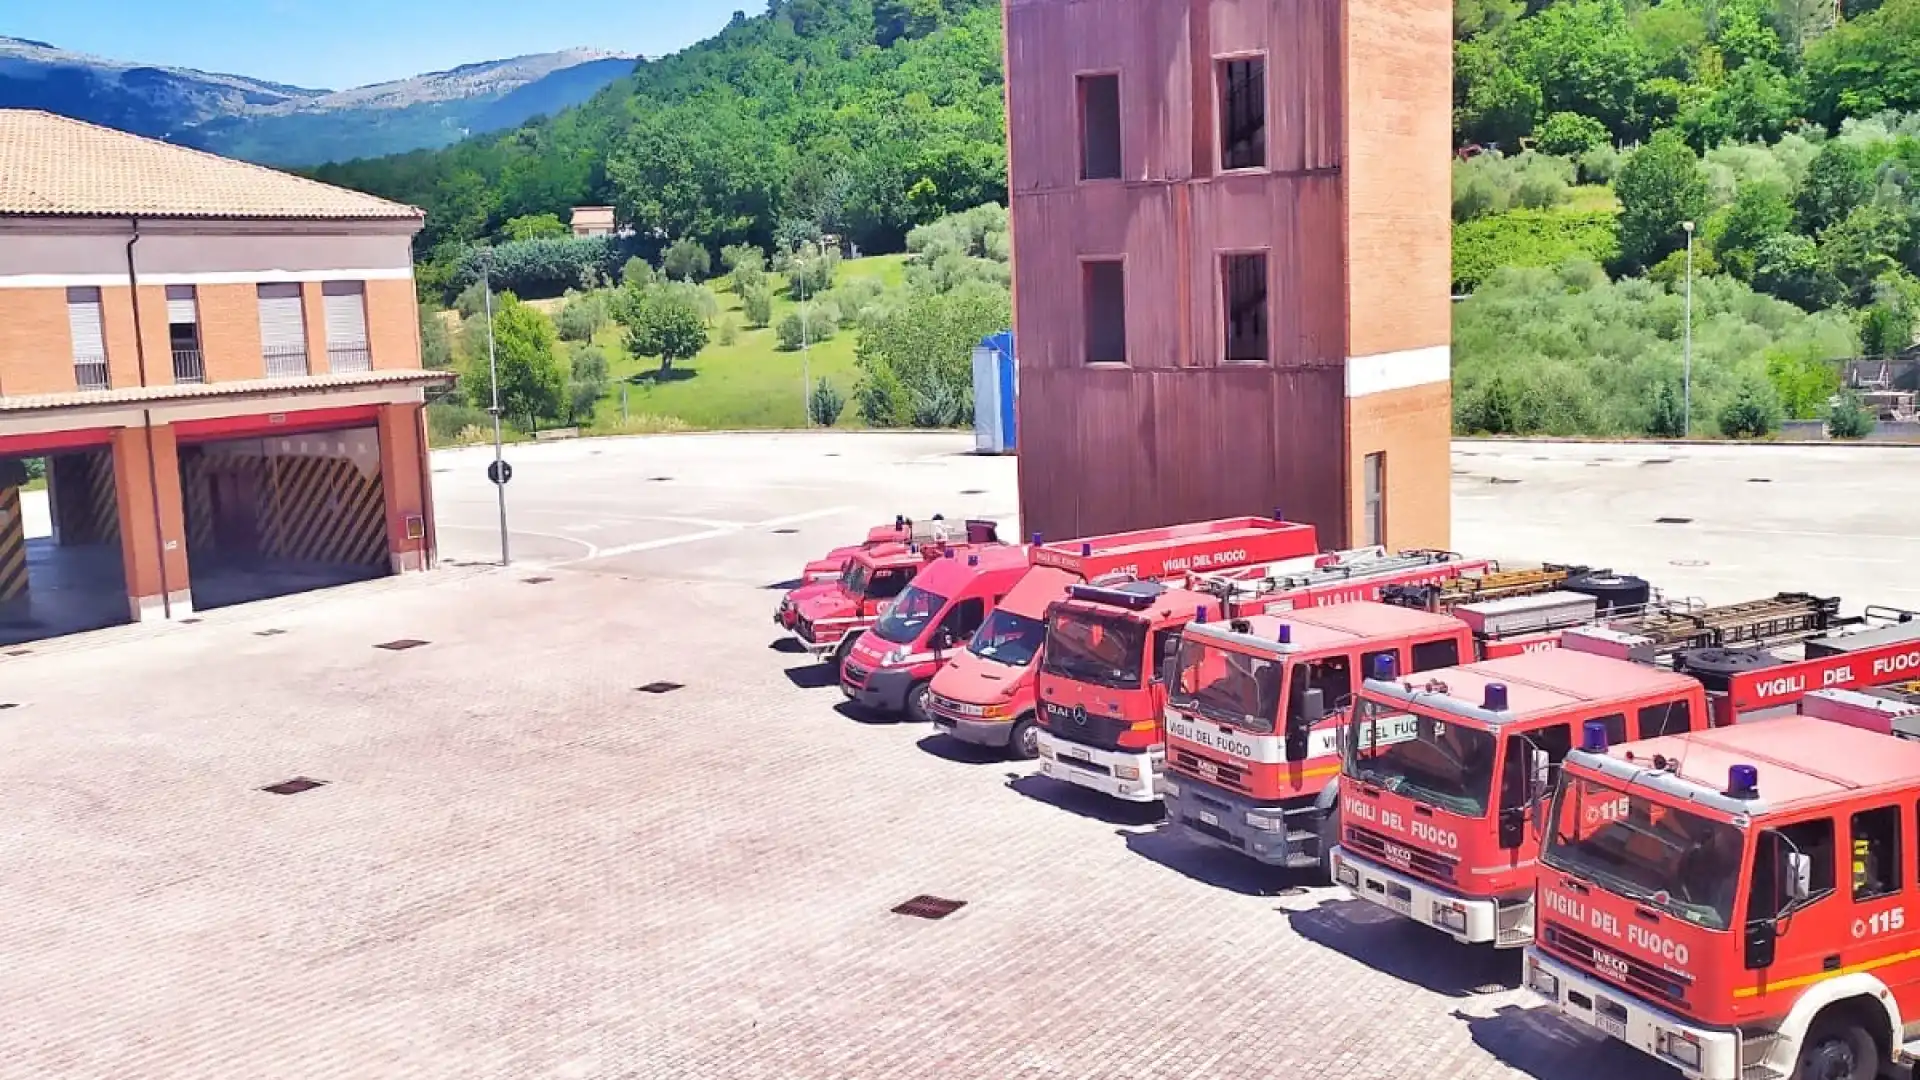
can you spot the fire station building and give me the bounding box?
[1004,0,1454,551]
[0,109,448,643]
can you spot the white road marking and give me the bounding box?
[437,522,600,558]
[564,505,855,563]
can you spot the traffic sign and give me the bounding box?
[487,460,513,485]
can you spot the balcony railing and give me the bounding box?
[74,354,110,391]
[327,344,372,374]
[172,348,206,384]
[263,344,310,378]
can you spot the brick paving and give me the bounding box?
[0,558,1677,1080]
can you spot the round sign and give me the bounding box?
[1853,918,1868,939]
[487,460,513,485]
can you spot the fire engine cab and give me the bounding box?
[1527,717,1920,1080]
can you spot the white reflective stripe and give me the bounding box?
[321,281,368,346]
[256,283,305,348]
[810,616,866,627]
[65,287,104,357]
[165,284,197,324]
[1165,713,1288,764]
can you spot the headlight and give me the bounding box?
[1244,812,1286,833]
[1432,903,1468,933]
[1038,742,1055,759]
[980,702,1010,719]
[1116,764,1141,781]
[1335,861,1360,888]
[883,648,909,666]
[1658,1031,1700,1069]
[1526,960,1559,998]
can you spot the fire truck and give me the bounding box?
[925,517,1322,760]
[791,529,1006,675]
[1331,598,1920,949]
[840,545,1034,721]
[1525,716,1920,1080]
[777,516,996,630]
[1033,545,1490,805]
[1160,603,1476,874]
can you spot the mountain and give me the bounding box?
[0,37,636,165]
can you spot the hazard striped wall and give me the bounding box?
[262,452,386,568]
[51,450,118,546]
[0,486,26,604]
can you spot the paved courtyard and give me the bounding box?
[4,432,1919,1080]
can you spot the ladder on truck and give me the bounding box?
[1380,564,1588,611]
[1609,592,1844,658]
[1188,548,1468,604]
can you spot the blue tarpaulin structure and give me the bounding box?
[971,330,1016,454]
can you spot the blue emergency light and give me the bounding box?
[944,548,955,558]
[1483,683,1508,712]
[1031,532,1043,545]
[1194,606,1208,624]
[895,514,905,528]
[968,554,979,566]
[1278,623,1292,644]
[1273,507,1284,520]
[1727,764,1760,800]
[1371,653,1396,681]
[1081,542,1093,556]
[1581,719,1611,752]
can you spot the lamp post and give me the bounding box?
[481,255,510,566]
[1681,220,1695,437]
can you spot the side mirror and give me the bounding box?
[1528,748,1552,802]
[1300,688,1327,726]
[1785,851,1813,903]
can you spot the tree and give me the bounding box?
[1677,61,1801,148]
[624,286,710,373]
[1795,141,1875,236]
[873,0,942,45]
[419,304,453,370]
[1534,112,1611,157]
[567,344,610,424]
[1717,377,1783,437]
[1510,0,1650,139]
[1752,233,1845,309]
[808,377,847,425]
[1819,202,1912,304]
[662,237,713,281]
[1455,44,1544,147]
[1645,380,1686,436]
[555,291,612,342]
[500,213,568,241]
[472,296,566,428]
[1710,180,1794,281]
[741,282,775,328]
[854,283,1009,427]
[1613,130,1711,272]
[1828,391,1878,438]
[1805,0,1920,126]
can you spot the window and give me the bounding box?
[1083,260,1127,364]
[1364,452,1386,548]
[1078,73,1122,181]
[941,598,987,642]
[1749,818,1837,922]
[867,569,912,600]
[1587,713,1628,747]
[1217,57,1266,170]
[1412,637,1461,672]
[1222,253,1268,363]
[1504,723,1573,810]
[321,281,371,373]
[1151,628,1183,683]
[166,285,204,384]
[1637,698,1693,739]
[1304,655,1352,705]
[66,286,108,391]
[257,283,308,377]
[1853,806,1902,901]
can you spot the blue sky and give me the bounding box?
[8,1,740,89]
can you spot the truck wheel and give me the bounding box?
[905,681,933,724]
[1007,716,1039,761]
[1793,1015,1876,1080]
[1677,646,1781,692]
[832,636,857,678]
[1561,571,1652,615]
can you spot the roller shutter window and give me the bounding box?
[257,282,308,377]
[67,286,109,390]
[165,284,198,325]
[321,281,370,372]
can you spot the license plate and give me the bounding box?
[1198,810,1219,827]
[1061,745,1089,761]
[1386,894,1412,914]
[1597,1014,1626,1040]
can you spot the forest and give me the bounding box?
[308,0,1920,438]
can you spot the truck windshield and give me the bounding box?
[1041,609,1147,689]
[844,563,909,601]
[968,608,1047,667]
[1342,697,1498,817]
[1542,776,1745,931]
[872,586,948,645]
[1167,637,1284,733]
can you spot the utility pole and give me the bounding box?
[1682,220,1695,437]
[482,256,511,566]
[801,257,812,427]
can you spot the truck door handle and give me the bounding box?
[1823,955,1841,971]
[1413,806,1433,817]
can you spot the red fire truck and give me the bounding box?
[777,516,997,630]
[925,518,1324,760]
[1160,603,1476,873]
[791,533,1005,675]
[1331,599,1920,948]
[1525,717,1920,1080]
[840,545,1034,720]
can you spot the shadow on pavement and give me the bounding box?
[1456,1003,1661,1080]
[833,701,902,726]
[1283,899,1521,997]
[1120,824,1323,897]
[916,734,1006,765]
[784,664,839,690]
[764,579,804,591]
[1006,774,1164,826]
[768,638,806,654]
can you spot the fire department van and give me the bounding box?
[792,534,1004,675]
[1526,717,1920,1080]
[926,517,1324,760]
[777,516,996,630]
[1160,603,1475,875]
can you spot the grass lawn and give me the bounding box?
[1566,184,1621,214]
[581,253,908,430]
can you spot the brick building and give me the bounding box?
[0,109,449,642]
[1004,0,1453,550]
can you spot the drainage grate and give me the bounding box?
[773,528,799,535]
[1489,477,1522,485]
[0,703,16,710]
[960,488,987,495]
[375,639,430,651]
[523,576,553,584]
[5,648,30,657]
[1748,477,1772,483]
[1642,458,1674,465]
[1655,517,1693,525]
[181,618,202,624]
[1671,558,1709,567]
[260,777,327,795]
[637,681,685,694]
[648,476,673,482]
[892,895,967,919]
[255,629,286,637]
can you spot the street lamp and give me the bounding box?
[1681,220,1695,438]
[480,254,511,566]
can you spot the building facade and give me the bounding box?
[1004,0,1453,551]
[0,110,449,638]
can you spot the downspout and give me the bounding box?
[126,218,172,619]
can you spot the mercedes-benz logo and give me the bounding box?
[1072,705,1088,725]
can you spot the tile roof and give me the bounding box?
[0,109,424,222]
[0,369,455,413]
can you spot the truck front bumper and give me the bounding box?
[1523,948,1738,1080]
[1162,777,1306,867]
[1035,733,1162,801]
[1330,847,1529,946]
[936,712,1015,747]
[842,664,915,714]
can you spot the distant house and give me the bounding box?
[569,206,616,237]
